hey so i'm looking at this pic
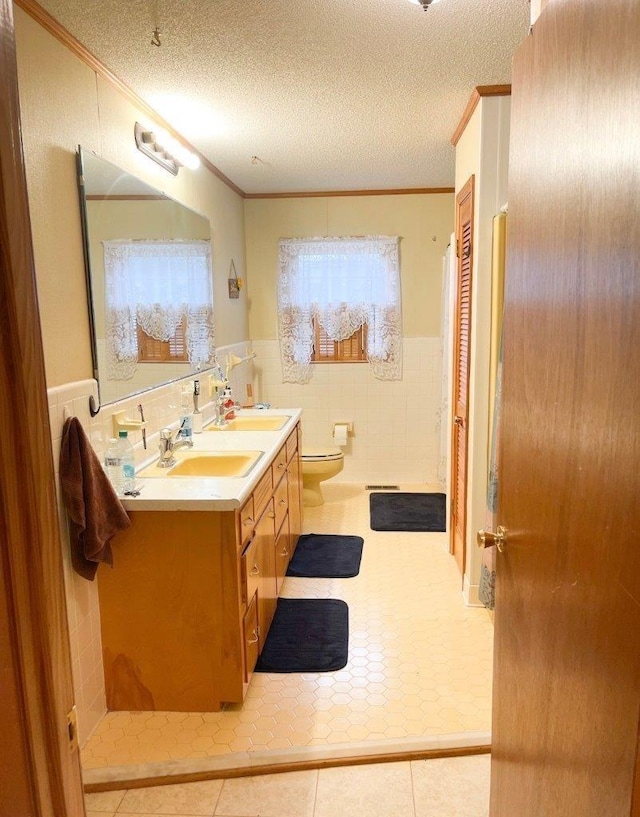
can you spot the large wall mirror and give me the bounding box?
[77,147,216,408]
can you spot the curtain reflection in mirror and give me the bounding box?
[103,239,214,380]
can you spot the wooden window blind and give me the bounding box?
[137,318,189,363]
[312,319,367,363]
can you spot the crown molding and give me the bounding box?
[16,0,465,200]
[14,0,245,198]
[451,84,512,147]
[244,187,455,200]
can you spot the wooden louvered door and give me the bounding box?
[450,176,474,576]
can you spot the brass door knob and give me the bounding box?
[477,526,506,553]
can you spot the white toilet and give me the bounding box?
[300,447,344,507]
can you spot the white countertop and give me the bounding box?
[122,408,302,512]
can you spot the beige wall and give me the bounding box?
[530,0,548,25]
[454,96,511,602]
[245,193,454,340]
[245,193,454,484]
[15,8,248,390]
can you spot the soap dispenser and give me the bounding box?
[222,385,236,420]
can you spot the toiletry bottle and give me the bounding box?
[104,437,123,494]
[118,430,136,495]
[179,386,193,440]
[192,380,203,433]
[222,385,236,420]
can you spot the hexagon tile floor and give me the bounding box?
[81,484,493,775]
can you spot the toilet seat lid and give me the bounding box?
[301,446,344,462]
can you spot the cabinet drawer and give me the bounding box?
[286,428,298,463]
[243,593,260,681]
[242,535,261,608]
[274,473,288,534]
[239,496,255,547]
[272,442,288,486]
[253,468,273,521]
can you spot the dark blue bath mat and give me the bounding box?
[286,534,364,579]
[255,598,348,673]
[370,492,446,532]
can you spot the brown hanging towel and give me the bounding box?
[60,416,131,580]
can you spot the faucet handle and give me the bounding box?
[160,427,174,441]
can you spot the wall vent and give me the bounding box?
[365,485,400,491]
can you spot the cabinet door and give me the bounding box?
[243,593,260,681]
[274,514,290,595]
[242,534,260,609]
[254,500,277,647]
[273,471,289,534]
[239,496,255,548]
[287,454,302,556]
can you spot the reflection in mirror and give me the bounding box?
[77,147,216,406]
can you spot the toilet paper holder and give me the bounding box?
[332,422,353,442]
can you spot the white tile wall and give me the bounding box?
[252,338,442,484]
[47,342,252,746]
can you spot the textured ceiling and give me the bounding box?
[38,0,530,194]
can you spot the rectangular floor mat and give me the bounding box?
[369,492,446,532]
[286,534,364,578]
[255,598,349,673]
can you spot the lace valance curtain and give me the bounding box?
[103,240,214,380]
[277,236,402,383]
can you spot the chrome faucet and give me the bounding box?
[157,426,193,468]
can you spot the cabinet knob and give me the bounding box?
[277,462,285,469]
[268,511,276,519]
[280,547,289,557]
[279,499,287,506]
[243,516,254,526]
[250,564,259,575]
[247,629,259,645]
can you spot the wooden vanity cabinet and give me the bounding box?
[98,422,302,712]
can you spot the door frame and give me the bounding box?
[0,1,85,813]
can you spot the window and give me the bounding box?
[312,319,367,363]
[277,236,402,383]
[103,240,214,380]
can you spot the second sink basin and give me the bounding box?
[138,450,264,478]
[207,415,289,432]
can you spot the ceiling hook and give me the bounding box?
[151,26,161,47]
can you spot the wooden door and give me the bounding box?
[0,0,85,813]
[490,1,640,815]
[450,176,474,575]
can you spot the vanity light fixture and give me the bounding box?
[407,0,441,9]
[134,121,200,175]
